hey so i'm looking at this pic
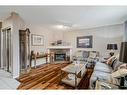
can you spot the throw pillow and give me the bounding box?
[118,63,127,69]
[111,58,117,69]
[83,51,89,58]
[111,67,127,78]
[89,52,97,59]
[106,56,116,65]
[113,61,123,71]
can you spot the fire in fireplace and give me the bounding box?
[54,53,66,61]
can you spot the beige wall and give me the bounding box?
[28,24,124,57]
[28,25,53,53]
[63,24,124,57]
[28,25,66,53]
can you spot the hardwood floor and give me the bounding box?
[17,63,93,90]
[78,68,93,89]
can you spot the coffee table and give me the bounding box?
[61,63,86,88]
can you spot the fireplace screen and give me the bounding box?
[55,53,66,61]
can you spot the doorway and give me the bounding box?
[19,28,30,74]
[1,28,12,73]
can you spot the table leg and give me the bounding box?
[46,55,48,64]
[60,69,63,84]
[34,58,36,68]
[75,73,77,89]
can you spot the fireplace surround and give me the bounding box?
[47,46,72,62]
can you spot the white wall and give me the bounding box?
[63,24,124,57]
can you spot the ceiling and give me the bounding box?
[0,6,127,30]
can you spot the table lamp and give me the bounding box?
[107,44,118,56]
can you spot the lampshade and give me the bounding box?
[107,44,118,50]
[119,42,127,63]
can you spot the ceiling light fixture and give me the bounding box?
[55,24,70,30]
[56,25,64,29]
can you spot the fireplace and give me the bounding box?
[47,46,72,62]
[54,53,66,61]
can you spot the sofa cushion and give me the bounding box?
[113,61,123,71]
[111,58,117,70]
[89,71,111,89]
[82,51,89,58]
[92,70,111,81]
[94,62,112,73]
[75,50,83,57]
[96,61,110,67]
[94,65,112,73]
[89,51,98,59]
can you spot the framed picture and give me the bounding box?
[77,35,93,48]
[31,34,44,46]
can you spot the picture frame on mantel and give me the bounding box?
[31,34,44,46]
[77,35,93,48]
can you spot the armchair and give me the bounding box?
[72,50,89,62]
[86,51,99,69]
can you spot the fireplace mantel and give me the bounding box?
[48,46,72,49]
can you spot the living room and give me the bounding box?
[0,6,127,90]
